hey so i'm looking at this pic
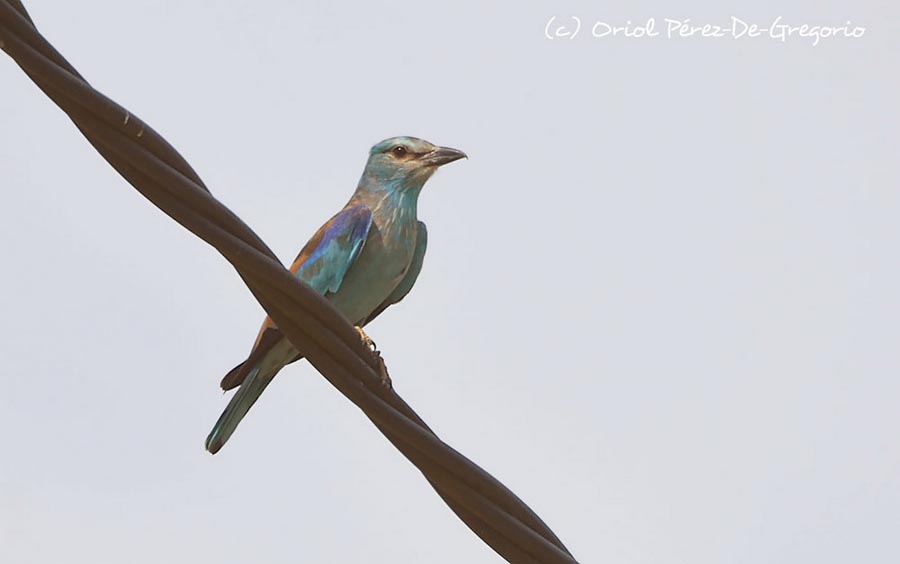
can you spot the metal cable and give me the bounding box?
[0,3,578,562]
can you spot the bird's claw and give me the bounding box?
[355,326,392,388]
[355,326,377,352]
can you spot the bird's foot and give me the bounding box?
[355,326,392,389]
[355,326,378,351]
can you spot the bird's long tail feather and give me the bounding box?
[205,367,276,454]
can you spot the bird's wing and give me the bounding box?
[220,204,373,390]
[289,203,374,294]
[360,221,427,327]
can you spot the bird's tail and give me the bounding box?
[205,366,277,454]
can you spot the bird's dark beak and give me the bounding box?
[421,146,467,167]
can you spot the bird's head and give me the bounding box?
[359,136,466,194]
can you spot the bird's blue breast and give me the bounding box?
[327,190,419,324]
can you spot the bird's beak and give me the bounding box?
[420,146,467,167]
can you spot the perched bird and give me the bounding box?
[205,136,466,454]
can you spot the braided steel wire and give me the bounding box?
[0,3,578,562]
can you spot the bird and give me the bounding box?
[205,136,466,454]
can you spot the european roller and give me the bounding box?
[205,136,466,454]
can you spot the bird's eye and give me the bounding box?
[391,146,408,157]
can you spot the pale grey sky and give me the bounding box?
[2,1,899,563]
